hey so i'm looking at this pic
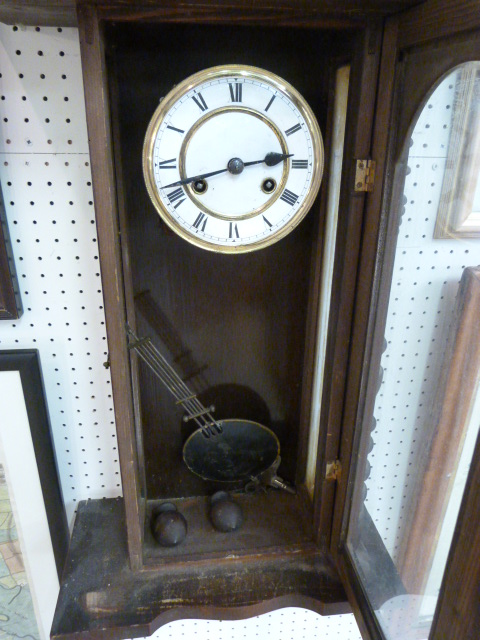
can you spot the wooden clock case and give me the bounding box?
[49,3,387,635]
[110,21,333,506]
[80,6,356,592]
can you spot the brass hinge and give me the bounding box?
[325,460,342,481]
[354,159,376,192]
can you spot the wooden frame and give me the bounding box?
[430,422,480,637]
[77,4,145,571]
[0,183,21,319]
[0,1,422,30]
[0,350,69,577]
[434,63,480,239]
[329,19,402,640]
[75,0,383,574]
[0,350,69,640]
[311,21,386,548]
[397,266,480,592]
[50,5,377,637]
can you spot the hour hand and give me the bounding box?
[264,152,294,166]
[243,152,293,168]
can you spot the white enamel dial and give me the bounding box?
[143,65,324,253]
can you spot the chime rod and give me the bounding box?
[140,341,213,421]
[138,338,222,435]
[126,327,222,436]
[131,342,215,437]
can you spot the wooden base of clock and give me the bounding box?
[51,498,349,640]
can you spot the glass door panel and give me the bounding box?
[346,62,480,640]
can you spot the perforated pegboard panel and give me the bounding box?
[365,67,480,557]
[0,24,121,529]
[145,610,362,640]
[0,23,362,640]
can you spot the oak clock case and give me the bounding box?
[142,65,324,253]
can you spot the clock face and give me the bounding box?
[143,65,324,253]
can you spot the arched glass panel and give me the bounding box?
[347,62,480,640]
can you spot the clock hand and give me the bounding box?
[162,152,294,189]
[162,166,230,189]
[244,152,294,167]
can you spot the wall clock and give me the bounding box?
[67,14,348,619]
[22,3,479,640]
[142,65,324,253]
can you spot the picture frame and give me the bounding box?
[397,266,480,592]
[0,350,69,640]
[0,182,22,319]
[434,63,480,239]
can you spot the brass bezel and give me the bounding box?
[143,64,324,254]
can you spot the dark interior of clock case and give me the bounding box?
[106,22,353,558]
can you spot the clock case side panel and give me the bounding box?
[77,4,145,570]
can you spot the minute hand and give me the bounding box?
[163,166,230,189]
[162,152,294,190]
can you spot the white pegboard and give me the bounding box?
[365,67,480,560]
[144,610,362,640]
[0,23,363,640]
[0,23,121,529]
[0,24,89,155]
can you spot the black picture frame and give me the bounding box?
[0,182,21,319]
[0,349,69,577]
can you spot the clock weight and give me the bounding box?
[209,491,244,532]
[151,503,188,547]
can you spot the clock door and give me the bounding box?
[331,3,480,638]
